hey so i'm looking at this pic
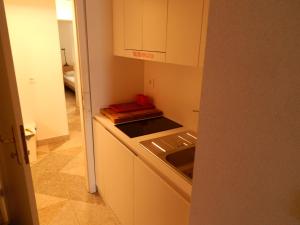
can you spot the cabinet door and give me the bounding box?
[124,0,143,50]
[93,120,134,225]
[166,0,204,66]
[134,158,190,225]
[142,0,168,52]
[113,0,125,56]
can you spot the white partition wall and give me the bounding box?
[190,1,300,225]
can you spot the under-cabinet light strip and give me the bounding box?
[186,132,197,139]
[151,141,166,153]
[178,135,192,144]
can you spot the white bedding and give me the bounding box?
[64,71,75,91]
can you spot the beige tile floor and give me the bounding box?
[30,89,121,225]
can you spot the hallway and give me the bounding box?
[30,89,120,225]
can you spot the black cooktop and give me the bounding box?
[115,117,182,138]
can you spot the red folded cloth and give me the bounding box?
[109,94,154,113]
[136,94,152,106]
[109,102,154,113]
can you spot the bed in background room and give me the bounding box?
[63,65,75,91]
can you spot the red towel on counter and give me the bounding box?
[109,94,154,113]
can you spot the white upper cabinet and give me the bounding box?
[124,0,168,52]
[113,0,206,66]
[142,0,168,52]
[124,0,143,50]
[113,0,126,56]
[166,0,204,66]
[123,0,167,62]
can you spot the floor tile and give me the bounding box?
[48,131,83,151]
[54,146,83,156]
[60,151,86,177]
[31,90,118,225]
[38,200,69,225]
[36,144,50,153]
[47,201,79,225]
[35,193,67,210]
[71,200,121,225]
[31,153,74,174]
[33,172,69,199]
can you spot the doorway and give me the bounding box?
[2,0,98,223]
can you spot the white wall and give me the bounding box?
[4,0,69,141]
[144,62,203,131]
[190,0,300,224]
[85,0,144,115]
[58,21,75,66]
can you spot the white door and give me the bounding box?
[0,0,38,224]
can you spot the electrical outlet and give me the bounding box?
[148,78,155,89]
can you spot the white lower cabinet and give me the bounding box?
[93,120,190,225]
[134,157,190,225]
[93,120,134,225]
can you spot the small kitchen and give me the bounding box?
[90,0,209,225]
[0,0,297,224]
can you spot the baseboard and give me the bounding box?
[37,135,69,146]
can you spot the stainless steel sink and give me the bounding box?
[165,147,195,179]
[139,131,197,181]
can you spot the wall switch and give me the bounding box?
[29,77,36,84]
[148,78,155,89]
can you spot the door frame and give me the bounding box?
[72,0,96,193]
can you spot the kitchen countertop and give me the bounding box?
[93,114,193,202]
